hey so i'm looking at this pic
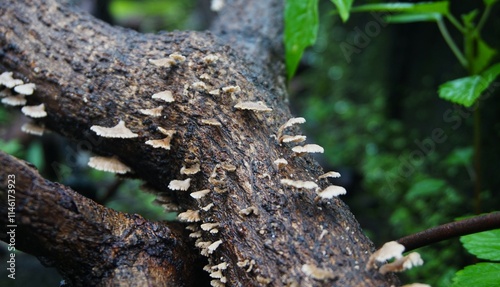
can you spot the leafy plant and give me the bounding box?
[452,228,500,287]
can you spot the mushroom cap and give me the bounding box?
[88,156,131,174]
[177,209,201,222]
[152,90,175,102]
[21,104,47,118]
[234,101,272,112]
[90,120,138,138]
[14,83,36,95]
[280,135,306,143]
[181,163,201,175]
[318,171,341,179]
[168,178,192,191]
[21,123,44,136]
[317,185,347,199]
[0,72,24,88]
[139,106,163,117]
[292,144,324,154]
[280,179,318,190]
[2,95,27,106]
[190,189,211,199]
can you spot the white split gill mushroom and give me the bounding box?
[202,54,219,64]
[168,178,191,191]
[280,179,318,190]
[139,106,163,117]
[88,156,131,174]
[238,206,259,216]
[292,144,324,155]
[201,223,220,231]
[202,203,214,211]
[222,85,241,93]
[366,241,406,270]
[181,163,201,175]
[279,135,306,143]
[21,103,47,118]
[177,209,201,222]
[90,120,138,138]
[234,101,272,112]
[379,252,424,275]
[277,117,306,138]
[0,72,24,88]
[208,239,223,254]
[169,52,186,62]
[318,171,341,180]
[152,90,175,103]
[14,83,36,95]
[201,118,222,126]
[21,123,44,136]
[301,264,336,281]
[273,158,288,169]
[210,0,225,12]
[2,95,26,106]
[317,185,347,199]
[145,137,173,150]
[190,189,211,199]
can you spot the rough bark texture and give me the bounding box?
[0,0,398,286]
[0,152,205,286]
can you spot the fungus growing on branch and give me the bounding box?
[234,101,272,112]
[181,163,201,175]
[21,104,47,118]
[177,210,201,222]
[168,178,191,191]
[0,72,23,88]
[139,106,163,117]
[301,264,336,281]
[190,189,211,199]
[14,83,36,95]
[379,252,424,275]
[2,95,26,106]
[152,90,175,103]
[90,120,138,138]
[277,117,306,139]
[201,118,222,126]
[280,179,318,190]
[87,156,131,174]
[21,123,45,136]
[279,135,306,143]
[292,144,324,155]
[366,241,405,270]
[318,171,341,180]
[317,185,347,199]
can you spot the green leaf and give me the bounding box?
[349,2,449,15]
[330,0,354,22]
[461,229,500,261]
[386,12,441,23]
[405,178,446,201]
[472,39,497,74]
[438,62,500,107]
[284,0,319,78]
[451,263,500,287]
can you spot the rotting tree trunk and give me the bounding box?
[0,0,398,286]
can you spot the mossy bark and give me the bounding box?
[0,0,398,286]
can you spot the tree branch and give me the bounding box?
[397,212,500,252]
[0,151,205,286]
[0,0,398,286]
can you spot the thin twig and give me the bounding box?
[396,212,500,252]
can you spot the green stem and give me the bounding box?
[475,4,492,36]
[446,14,465,33]
[473,106,482,214]
[437,17,468,69]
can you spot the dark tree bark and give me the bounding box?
[0,0,398,286]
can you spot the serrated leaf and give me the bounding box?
[349,2,449,15]
[284,0,319,78]
[461,229,500,261]
[438,63,500,107]
[330,0,354,22]
[451,263,500,287]
[386,12,441,23]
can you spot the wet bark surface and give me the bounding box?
[0,0,398,286]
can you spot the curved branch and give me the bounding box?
[0,151,205,286]
[397,212,500,252]
[0,0,398,286]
